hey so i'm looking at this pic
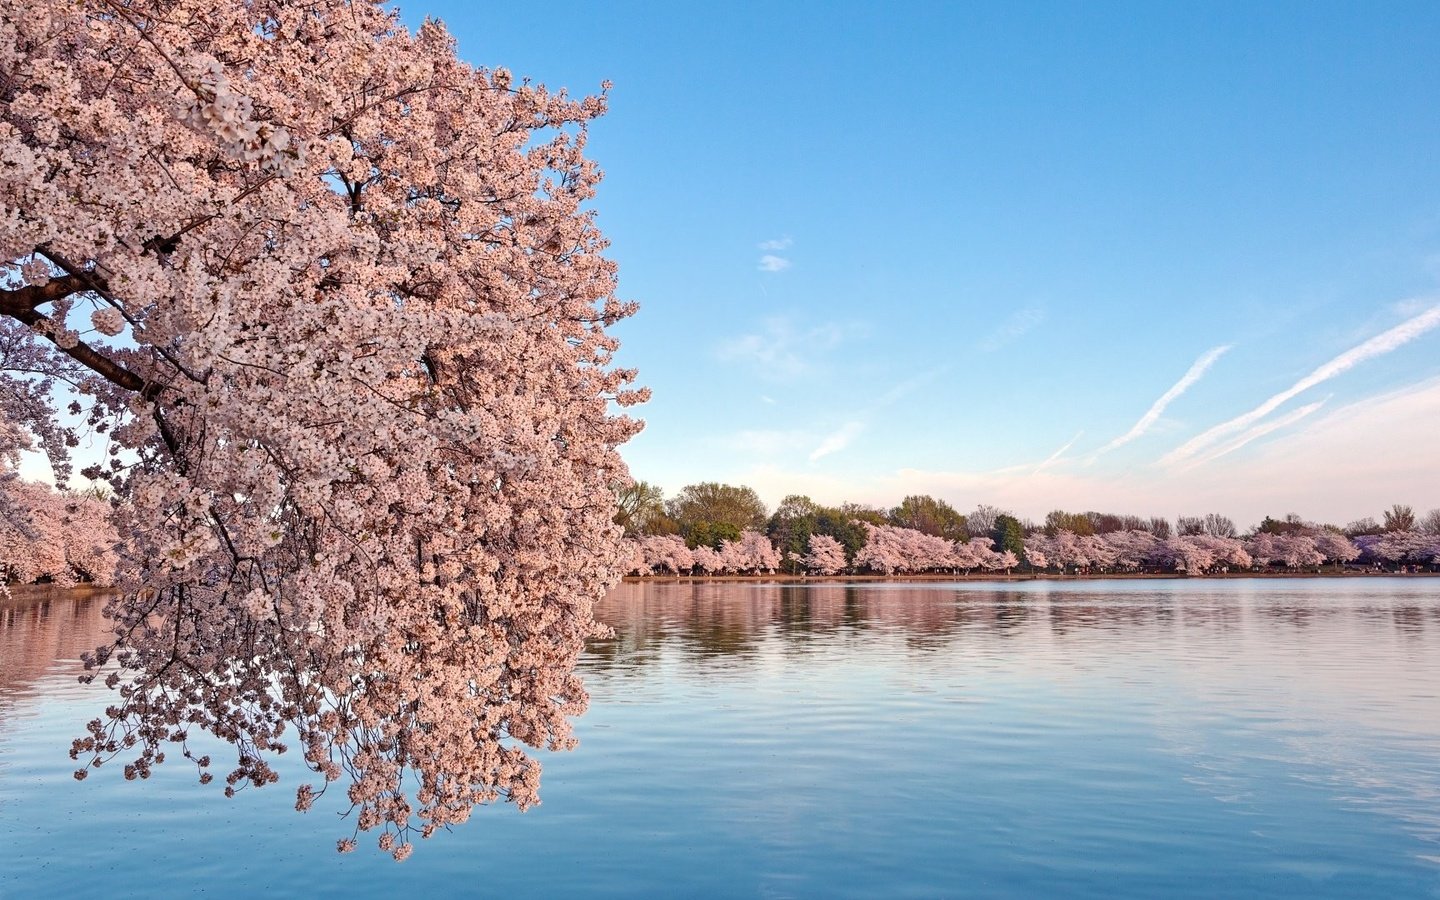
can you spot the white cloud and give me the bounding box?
[758,237,793,251]
[809,421,865,462]
[1184,398,1327,469]
[1033,431,1083,474]
[716,317,855,379]
[874,365,951,407]
[979,307,1046,352]
[758,254,791,272]
[1161,303,1440,467]
[722,429,811,455]
[728,376,1440,530]
[1098,344,1231,454]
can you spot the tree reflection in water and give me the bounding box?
[588,579,1440,679]
[0,588,115,705]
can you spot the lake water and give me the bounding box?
[3,578,1440,898]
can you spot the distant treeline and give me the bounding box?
[616,482,1440,577]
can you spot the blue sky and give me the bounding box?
[428,3,1438,526]
[400,0,1440,527]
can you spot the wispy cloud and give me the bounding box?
[757,237,793,272]
[1185,398,1328,469]
[1033,431,1083,474]
[809,421,865,462]
[875,365,951,407]
[723,429,811,455]
[799,367,947,466]
[1097,344,1231,454]
[979,307,1046,352]
[725,377,1440,531]
[1161,303,1440,467]
[716,316,856,379]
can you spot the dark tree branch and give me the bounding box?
[1,303,158,398]
[0,273,92,314]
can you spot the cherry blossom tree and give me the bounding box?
[2,0,644,859]
[1358,531,1440,569]
[638,534,693,575]
[1099,530,1162,572]
[1196,534,1251,570]
[0,471,119,590]
[690,544,724,575]
[965,536,1007,573]
[1270,534,1325,570]
[1309,530,1359,566]
[994,549,1019,573]
[718,529,781,574]
[618,537,647,577]
[1164,535,1217,574]
[853,523,909,575]
[1049,530,1088,571]
[1245,533,1280,568]
[800,533,847,575]
[1078,534,1118,572]
[0,478,71,587]
[951,537,983,573]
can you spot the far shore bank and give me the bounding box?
[622,569,1440,585]
[2,584,115,604]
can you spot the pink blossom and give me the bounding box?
[800,534,847,575]
[2,0,642,860]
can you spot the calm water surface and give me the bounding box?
[3,579,1440,897]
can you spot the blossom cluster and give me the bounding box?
[178,56,304,176]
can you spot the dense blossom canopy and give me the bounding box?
[0,476,118,588]
[622,519,1429,578]
[1,0,643,859]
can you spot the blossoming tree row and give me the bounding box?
[624,524,1437,577]
[0,476,118,590]
[620,484,1440,577]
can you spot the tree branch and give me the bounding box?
[2,303,154,394]
[0,273,92,314]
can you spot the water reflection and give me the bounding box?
[0,587,114,706]
[592,578,1439,664]
[590,579,1440,746]
[2,579,1440,897]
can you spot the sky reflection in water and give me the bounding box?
[3,579,1440,898]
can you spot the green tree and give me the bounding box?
[813,507,870,565]
[767,494,819,573]
[687,521,743,550]
[889,494,969,540]
[613,480,666,537]
[990,513,1025,560]
[665,482,767,547]
[1044,509,1094,536]
[1256,513,1306,536]
[839,502,888,526]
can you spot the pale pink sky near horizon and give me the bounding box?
[645,370,1440,532]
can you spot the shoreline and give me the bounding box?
[1,584,115,605]
[622,568,1440,585]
